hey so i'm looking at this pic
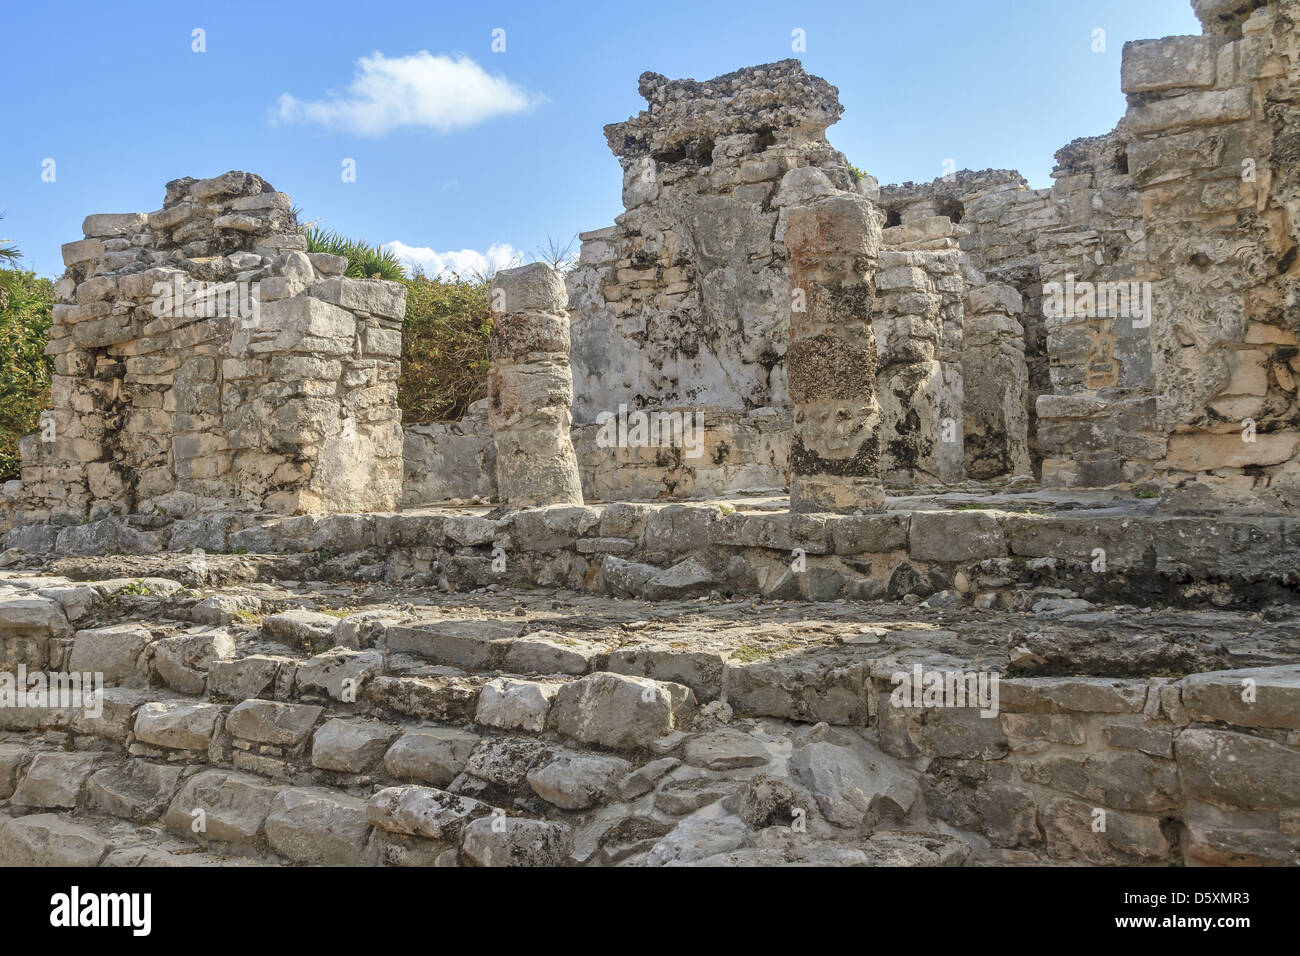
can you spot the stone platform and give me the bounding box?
[1,514,1298,867]
[9,488,1293,610]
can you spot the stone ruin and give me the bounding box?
[16,171,405,527]
[0,0,1297,869]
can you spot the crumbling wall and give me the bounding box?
[401,402,496,507]
[1126,0,1300,508]
[18,172,405,525]
[873,215,968,485]
[873,0,1300,508]
[567,60,867,423]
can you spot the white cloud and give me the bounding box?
[273,51,541,136]
[385,240,523,280]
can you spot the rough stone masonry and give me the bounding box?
[18,172,405,528]
[0,0,1298,869]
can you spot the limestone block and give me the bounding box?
[548,672,697,750]
[1121,36,1216,93]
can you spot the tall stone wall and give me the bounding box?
[1126,0,1300,508]
[17,172,405,525]
[783,173,886,512]
[566,61,869,424]
[873,0,1300,509]
[874,216,968,485]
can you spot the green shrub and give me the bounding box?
[0,269,54,480]
[400,271,494,423]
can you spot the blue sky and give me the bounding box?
[3,0,1201,279]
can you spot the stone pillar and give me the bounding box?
[783,178,885,512]
[487,263,584,508]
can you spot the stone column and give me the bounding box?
[487,264,585,508]
[783,180,885,512]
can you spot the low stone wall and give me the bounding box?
[401,406,496,507]
[16,498,1275,607]
[401,407,790,507]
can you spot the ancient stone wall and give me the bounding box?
[873,222,967,485]
[566,60,867,423]
[873,0,1300,508]
[17,172,405,525]
[400,405,497,508]
[1124,0,1300,508]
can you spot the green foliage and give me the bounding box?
[0,268,54,480]
[847,164,868,184]
[400,271,494,423]
[302,226,407,282]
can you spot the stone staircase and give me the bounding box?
[1,561,1297,866]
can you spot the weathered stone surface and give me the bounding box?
[163,769,282,847]
[384,728,480,787]
[461,816,571,867]
[68,623,152,684]
[152,628,235,695]
[608,643,728,701]
[463,736,552,788]
[1020,752,1180,812]
[86,759,184,822]
[645,815,750,866]
[909,511,1005,562]
[1181,665,1300,730]
[618,757,680,800]
[311,718,398,773]
[502,631,602,675]
[207,655,293,702]
[489,264,584,509]
[294,647,384,701]
[475,677,561,733]
[10,752,101,809]
[367,785,489,841]
[1042,797,1174,864]
[385,619,522,668]
[265,787,373,865]
[261,610,339,650]
[527,751,632,809]
[790,737,918,827]
[133,700,224,751]
[0,813,111,866]
[725,651,869,725]
[225,699,322,747]
[1176,728,1300,811]
[549,672,697,750]
[682,728,771,770]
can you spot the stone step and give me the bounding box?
[4,567,1299,866]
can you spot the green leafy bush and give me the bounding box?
[400,271,494,423]
[0,269,54,480]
